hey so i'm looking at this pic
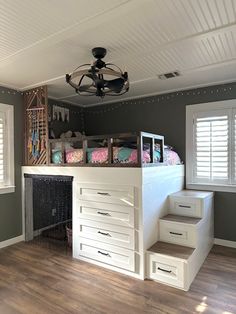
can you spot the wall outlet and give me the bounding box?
[52,208,57,216]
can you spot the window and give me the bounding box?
[0,104,14,194]
[186,100,236,192]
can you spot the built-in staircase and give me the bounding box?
[146,190,214,291]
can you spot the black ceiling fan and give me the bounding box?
[66,47,129,98]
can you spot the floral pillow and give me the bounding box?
[66,149,83,163]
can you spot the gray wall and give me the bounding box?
[84,82,236,241]
[1,82,235,243]
[48,99,84,138]
[0,87,23,242]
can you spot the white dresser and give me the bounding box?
[76,183,136,272]
[72,166,184,279]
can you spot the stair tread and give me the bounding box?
[148,241,194,260]
[170,190,213,199]
[160,214,201,225]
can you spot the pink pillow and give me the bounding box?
[91,148,108,163]
[128,149,151,163]
[66,149,83,163]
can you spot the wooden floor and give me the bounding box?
[0,241,235,314]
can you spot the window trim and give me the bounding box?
[0,103,14,194]
[186,99,236,193]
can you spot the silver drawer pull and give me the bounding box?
[97,211,111,216]
[179,204,191,208]
[98,231,111,237]
[98,250,110,257]
[157,267,172,273]
[170,231,183,236]
[97,192,110,196]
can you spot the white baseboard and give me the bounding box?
[0,235,24,249]
[214,238,236,248]
[2,235,235,250]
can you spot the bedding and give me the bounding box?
[51,145,181,165]
[51,150,63,164]
[66,148,83,163]
[163,147,181,165]
[87,146,155,164]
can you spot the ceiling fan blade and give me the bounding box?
[78,85,94,92]
[85,74,94,80]
[85,70,104,88]
[104,78,124,93]
[83,70,104,91]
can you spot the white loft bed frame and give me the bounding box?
[22,165,184,279]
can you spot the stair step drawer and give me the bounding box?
[78,201,135,228]
[159,221,197,248]
[79,237,135,272]
[169,196,202,218]
[79,219,135,250]
[147,253,185,289]
[78,183,135,207]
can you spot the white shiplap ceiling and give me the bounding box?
[1,0,236,106]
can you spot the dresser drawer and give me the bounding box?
[147,253,185,289]
[169,197,202,218]
[78,201,135,228]
[77,183,135,207]
[79,219,135,250]
[79,238,135,272]
[159,221,197,248]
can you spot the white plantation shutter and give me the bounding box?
[0,112,5,184]
[234,111,236,183]
[187,101,236,191]
[193,110,230,184]
[0,104,14,192]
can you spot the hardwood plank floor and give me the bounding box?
[0,242,235,314]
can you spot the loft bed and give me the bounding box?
[23,89,181,168]
[48,131,181,167]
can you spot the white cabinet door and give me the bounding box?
[78,219,135,250]
[147,253,186,289]
[77,201,135,228]
[77,183,135,207]
[159,221,197,248]
[79,237,135,272]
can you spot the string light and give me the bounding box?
[0,87,46,96]
[0,84,234,116]
[85,85,234,115]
